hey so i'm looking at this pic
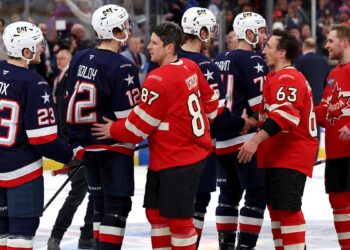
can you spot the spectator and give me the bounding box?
[226,30,239,50]
[285,0,309,30]
[121,35,148,84]
[337,5,350,23]
[35,23,54,88]
[0,18,6,60]
[294,37,330,106]
[300,23,312,41]
[70,23,94,52]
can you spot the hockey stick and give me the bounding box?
[51,143,149,176]
[43,162,83,212]
[44,143,149,211]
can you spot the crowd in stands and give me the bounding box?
[0,0,345,109]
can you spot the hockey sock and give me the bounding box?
[238,206,264,248]
[276,210,306,250]
[0,216,8,250]
[98,213,126,250]
[237,187,265,248]
[216,203,239,233]
[146,208,171,249]
[168,217,197,250]
[6,235,33,250]
[93,211,103,248]
[268,206,283,250]
[193,192,210,249]
[329,192,350,249]
[0,234,7,250]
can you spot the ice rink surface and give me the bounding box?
[37,162,339,250]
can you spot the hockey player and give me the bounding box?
[214,12,268,249]
[315,23,350,249]
[65,4,141,250]
[92,22,218,250]
[0,21,74,250]
[238,29,318,250]
[180,7,225,248]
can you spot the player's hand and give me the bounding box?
[237,138,258,164]
[240,109,257,134]
[339,125,350,140]
[91,116,113,140]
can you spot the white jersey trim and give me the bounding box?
[125,119,148,139]
[26,125,57,138]
[239,215,264,226]
[134,106,161,127]
[158,122,169,131]
[216,215,238,224]
[114,109,132,119]
[248,95,262,108]
[216,133,255,149]
[273,110,300,126]
[280,224,306,234]
[0,159,42,181]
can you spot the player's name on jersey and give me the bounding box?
[0,81,10,95]
[215,60,231,71]
[77,65,98,81]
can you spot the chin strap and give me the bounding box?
[112,29,129,46]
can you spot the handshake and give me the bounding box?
[240,109,257,135]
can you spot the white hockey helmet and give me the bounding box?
[233,12,266,47]
[3,21,44,62]
[91,4,131,44]
[181,7,218,44]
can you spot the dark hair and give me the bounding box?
[272,29,300,61]
[151,22,183,54]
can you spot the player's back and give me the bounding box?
[0,61,49,173]
[66,48,141,153]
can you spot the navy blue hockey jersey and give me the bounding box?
[66,48,141,156]
[214,49,268,155]
[0,61,73,188]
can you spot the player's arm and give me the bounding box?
[238,77,306,163]
[25,81,73,164]
[196,64,219,123]
[92,77,167,144]
[314,84,330,127]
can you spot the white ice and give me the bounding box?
[36,162,338,250]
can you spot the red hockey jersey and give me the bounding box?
[109,58,219,171]
[315,63,350,159]
[258,67,318,177]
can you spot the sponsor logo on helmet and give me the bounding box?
[17,26,28,33]
[103,7,113,16]
[197,9,206,15]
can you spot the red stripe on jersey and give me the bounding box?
[215,144,241,155]
[0,246,6,250]
[281,231,305,246]
[251,103,260,113]
[28,133,57,145]
[93,230,99,239]
[0,167,42,188]
[98,234,123,244]
[339,238,350,249]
